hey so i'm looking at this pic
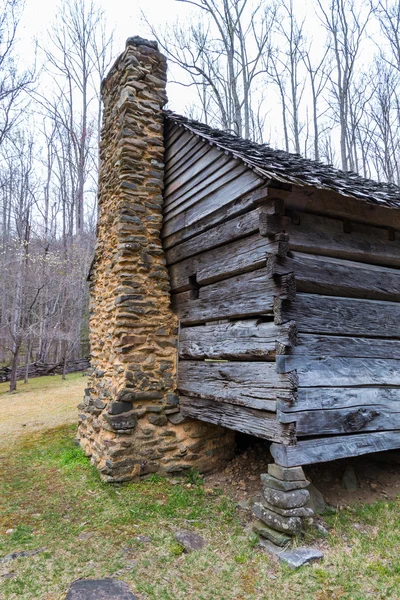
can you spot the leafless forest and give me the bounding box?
[1,0,400,390]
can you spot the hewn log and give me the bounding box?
[165,208,261,265]
[172,268,295,325]
[277,387,400,413]
[178,360,296,411]
[180,395,295,441]
[290,334,400,358]
[270,431,400,467]
[277,293,400,337]
[267,252,400,301]
[162,187,269,248]
[179,319,296,360]
[162,170,264,238]
[278,405,400,436]
[260,211,400,267]
[273,185,400,230]
[276,356,400,387]
[169,236,286,292]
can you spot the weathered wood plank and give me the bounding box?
[179,319,296,360]
[289,334,400,359]
[169,235,283,292]
[273,185,400,230]
[268,252,400,301]
[276,356,400,387]
[278,387,400,413]
[162,171,264,239]
[278,405,400,436]
[163,163,251,224]
[180,396,294,442]
[261,211,400,267]
[178,361,296,411]
[165,208,261,265]
[172,268,295,325]
[270,431,400,467]
[164,153,237,212]
[278,293,400,338]
[165,139,207,184]
[162,186,269,248]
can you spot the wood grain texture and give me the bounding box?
[290,334,400,358]
[278,405,400,436]
[172,268,295,325]
[164,153,241,215]
[268,252,400,301]
[178,360,296,411]
[169,234,280,292]
[162,170,264,238]
[180,396,295,441]
[276,356,400,387]
[165,208,261,265]
[179,319,296,360]
[276,185,400,230]
[270,431,400,466]
[162,187,269,248]
[278,387,400,413]
[260,211,400,267]
[278,293,400,337]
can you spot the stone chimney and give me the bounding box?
[78,37,234,482]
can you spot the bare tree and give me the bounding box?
[147,0,276,140]
[316,0,372,171]
[0,0,34,147]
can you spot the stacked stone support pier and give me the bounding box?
[78,37,234,482]
[253,464,314,546]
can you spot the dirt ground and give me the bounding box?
[205,436,400,509]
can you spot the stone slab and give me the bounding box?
[261,473,309,491]
[268,464,305,482]
[65,579,137,599]
[253,519,292,547]
[263,486,310,509]
[278,547,324,569]
[253,502,301,534]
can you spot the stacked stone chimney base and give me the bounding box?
[78,37,234,483]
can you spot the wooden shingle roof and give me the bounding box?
[166,111,400,210]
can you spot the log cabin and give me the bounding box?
[80,38,400,530]
[162,110,400,469]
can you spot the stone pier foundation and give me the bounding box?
[253,464,314,546]
[78,37,234,482]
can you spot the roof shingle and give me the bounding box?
[166,111,400,210]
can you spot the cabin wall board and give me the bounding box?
[163,119,400,466]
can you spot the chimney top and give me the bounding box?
[126,36,159,51]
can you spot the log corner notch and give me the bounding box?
[258,192,298,360]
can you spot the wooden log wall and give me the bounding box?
[162,121,296,443]
[267,203,400,466]
[163,120,400,466]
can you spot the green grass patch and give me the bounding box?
[1,425,400,599]
[0,371,84,396]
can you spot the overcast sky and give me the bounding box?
[17,0,379,151]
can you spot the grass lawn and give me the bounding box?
[0,373,86,446]
[1,426,400,599]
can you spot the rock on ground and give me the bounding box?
[278,547,324,569]
[65,579,137,599]
[174,529,206,552]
